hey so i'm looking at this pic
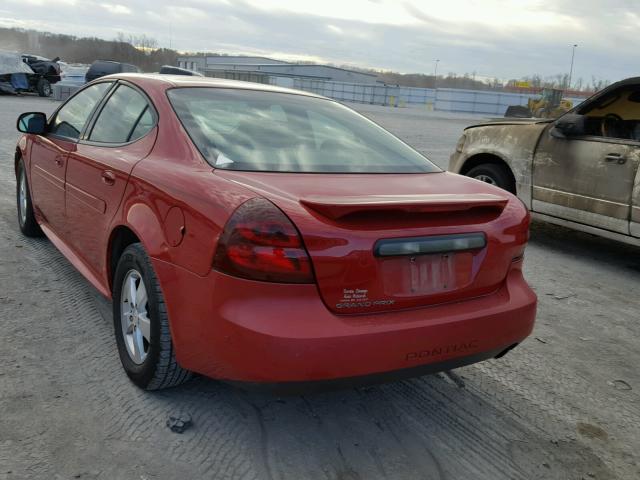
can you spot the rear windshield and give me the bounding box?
[167,87,440,174]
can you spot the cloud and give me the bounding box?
[0,0,636,83]
[100,3,131,15]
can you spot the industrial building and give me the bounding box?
[176,55,379,87]
[174,55,583,115]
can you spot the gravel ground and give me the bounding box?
[0,95,639,480]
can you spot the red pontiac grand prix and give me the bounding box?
[14,74,536,390]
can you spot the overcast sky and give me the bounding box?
[1,0,638,83]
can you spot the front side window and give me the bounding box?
[167,87,440,173]
[49,82,112,139]
[580,86,640,141]
[89,84,153,143]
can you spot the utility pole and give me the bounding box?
[433,59,440,89]
[567,44,577,91]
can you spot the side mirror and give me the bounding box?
[551,113,586,138]
[17,112,47,134]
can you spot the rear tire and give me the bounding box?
[466,163,515,193]
[36,78,51,97]
[113,243,192,390]
[16,160,44,237]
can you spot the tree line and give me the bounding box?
[0,27,178,72]
[0,27,608,93]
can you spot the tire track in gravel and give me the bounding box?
[232,376,614,480]
[466,350,640,477]
[0,201,268,478]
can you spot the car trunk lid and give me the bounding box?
[215,170,526,314]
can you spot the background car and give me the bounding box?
[158,64,203,76]
[0,51,61,96]
[21,54,62,96]
[85,60,140,82]
[14,74,536,391]
[450,76,640,247]
[58,61,90,86]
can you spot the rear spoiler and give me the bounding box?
[300,194,508,220]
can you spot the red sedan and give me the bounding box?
[14,74,536,390]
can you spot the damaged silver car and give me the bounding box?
[450,77,640,247]
[0,50,61,96]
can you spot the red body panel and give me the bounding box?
[216,170,529,314]
[20,73,537,385]
[154,259,535,382]
[64,128,158,284]
[29,135,74,231]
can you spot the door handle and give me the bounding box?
[604,153,626,164]
[54,156,64,167]
[101,170,116,185]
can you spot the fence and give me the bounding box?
[281,77,585,115]
[49,75,585,116]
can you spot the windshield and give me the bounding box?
[167,87,440,174]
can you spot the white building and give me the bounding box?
[176,55,379,86]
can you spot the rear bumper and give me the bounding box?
[154,259,536,384]
[229,346,511,394]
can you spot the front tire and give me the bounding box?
[113,243,191,390]
[466,163,515,193]
[37,78,51,97]
[16,160,44,237]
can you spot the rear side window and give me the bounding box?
[167,87,439,173]
[89,84,154,143]
[49,82,112,139]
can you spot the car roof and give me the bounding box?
[104,73,327,100]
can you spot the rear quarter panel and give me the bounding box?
[109,79,256,278]
[450,123,549,208]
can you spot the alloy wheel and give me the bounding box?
[19,171,27,225]
[474,174,497,185]
[120,269,151,364]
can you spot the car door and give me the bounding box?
[64,81,158,276]
[532,85,640,235]
[29,82,113,233]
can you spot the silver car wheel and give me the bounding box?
[19,171,28,225]
[120,269,151,365]
[474,174,497,185]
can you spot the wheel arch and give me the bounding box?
[107,225,141,292]
[107,201,169,293]
[459,153,517,194]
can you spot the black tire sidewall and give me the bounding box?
[113,245,163,388]
[17,162,27,231]
[16,160,42,236]
[467,164,512,192]
[37,79,51,97]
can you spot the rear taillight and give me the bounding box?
[213,198,314,283]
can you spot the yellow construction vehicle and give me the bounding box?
[505,88,573,118]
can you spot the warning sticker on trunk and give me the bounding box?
[336,289,395,310]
